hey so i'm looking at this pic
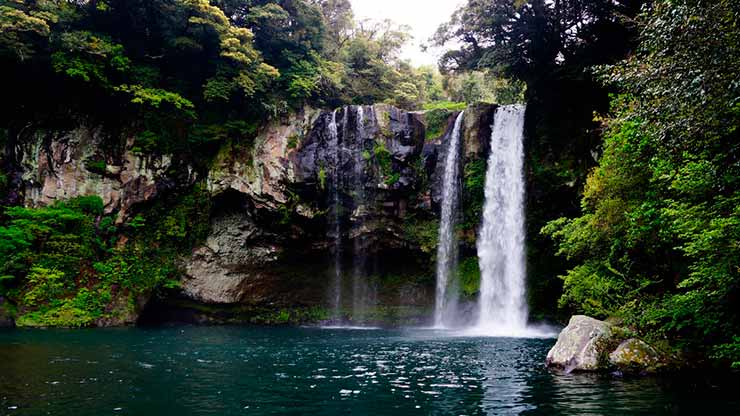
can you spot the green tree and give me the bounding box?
[0,3,55,60]
[544,0,740,368]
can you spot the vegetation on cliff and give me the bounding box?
[0,186,210,326]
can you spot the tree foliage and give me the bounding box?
[434,0,642,80]
[0,184,210,327]
[0,0,453,165]
[544,0,740,368]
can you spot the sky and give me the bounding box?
[349,0,464,67]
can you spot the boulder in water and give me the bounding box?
[609,338,663,373]
[546,315,613,372]
[547,315,670,374]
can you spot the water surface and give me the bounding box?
[0,327,737,415]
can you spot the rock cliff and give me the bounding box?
[15,127,193,222]
[4,104,497,326]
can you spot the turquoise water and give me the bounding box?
[0,327,737,415]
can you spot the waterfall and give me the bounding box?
[327,106,377,325]
[329,109,343,321]
[475,104,528,335]
[434,111,465,328]
[352,106,373,321]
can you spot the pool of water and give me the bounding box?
[0,326,737,415]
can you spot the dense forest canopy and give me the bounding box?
[0,0,456,160]
[0,0,738,368]
[543,0,740,367]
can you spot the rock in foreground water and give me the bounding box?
[546,315,669,374]
[609,338,662,372]
[546,315,613,371]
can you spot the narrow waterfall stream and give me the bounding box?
[352,106,373,321]
[327,106,377,325]
[434,111,465,328]
[475,104,528,335]
[329,109,343,320]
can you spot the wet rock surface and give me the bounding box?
[430,104,495,207]
[547,315,669,374]
[546,315,613,371]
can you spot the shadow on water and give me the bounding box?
[0,327,738,415]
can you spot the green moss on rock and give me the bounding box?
[458,257,481,297]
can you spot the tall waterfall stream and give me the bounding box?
[475,104,529,335]
[434,111,465,328]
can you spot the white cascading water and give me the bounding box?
[329,109,342,320]
[352,106,371,320]
[475,104,528,335]
[434,111,465,328]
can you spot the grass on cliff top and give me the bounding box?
[422,101,467,112]
[422,102,466,142]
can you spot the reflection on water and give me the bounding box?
[481,340,532,415]
[0,327,737,415]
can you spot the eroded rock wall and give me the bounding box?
[14,127,194,222]
[7,104,497,325]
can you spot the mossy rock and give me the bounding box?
[547,315,671,374]
[609,338,665,374]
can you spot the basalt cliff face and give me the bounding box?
[2,104,496,326]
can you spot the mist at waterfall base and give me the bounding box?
[431,105,557,338]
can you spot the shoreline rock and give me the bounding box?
[546,315,668,374]
[546,315,613,372]
[609,338,663,373]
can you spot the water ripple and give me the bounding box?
[0,327,737,415]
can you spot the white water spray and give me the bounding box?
[475,104,529,335]
[434,111,465,328]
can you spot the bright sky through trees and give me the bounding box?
[350,0,464,66]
